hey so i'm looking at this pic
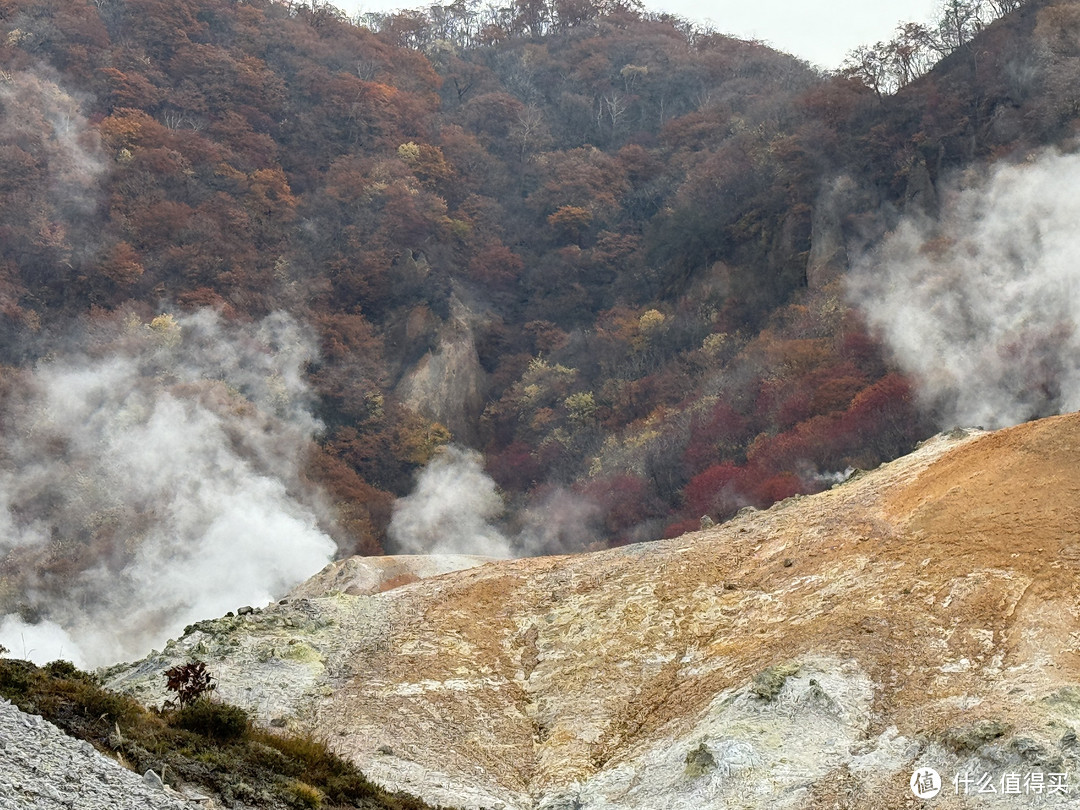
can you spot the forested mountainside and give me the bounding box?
[0,0,1074,562]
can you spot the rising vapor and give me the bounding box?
[388,446,601,558]
[0,310,336,668]
[388,446,512,558]
[849,150,1080,429]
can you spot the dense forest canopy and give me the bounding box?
[0,0,1074,580]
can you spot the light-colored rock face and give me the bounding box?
[395,293,488,444]
[0,698,197,810]
[107,414,1080,809]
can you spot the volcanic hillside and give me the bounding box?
[107,412,1080,809]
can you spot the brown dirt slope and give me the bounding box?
[108,414,1080,809]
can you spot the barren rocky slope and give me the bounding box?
[0,697,200,810]
[107,413,1080,809]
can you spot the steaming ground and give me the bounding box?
[9,73,1073,673]
[0,314,597,670]
[388,446,601,558]
[388,446,512,557]
[849,149,1080,429]
[0,310,336,668]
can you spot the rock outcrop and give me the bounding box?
[395,293,488,444]
[0,697,198,810]
[107,413,1080,809]
[289,554,496,599]
[806,175,883,290]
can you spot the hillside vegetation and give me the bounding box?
[0,656,446,809]
[0,0,1075,556]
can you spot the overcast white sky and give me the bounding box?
[338,0,943,69]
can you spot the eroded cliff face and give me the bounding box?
[806,174,886,291]
[394,293,488,445]
[106,414,1080,809]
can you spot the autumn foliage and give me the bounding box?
[164,660,215,708]
[0,0,1045,550]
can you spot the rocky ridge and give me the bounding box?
[106,413,1080,809]
[0,696,199,810]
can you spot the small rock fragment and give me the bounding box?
[143,769,164,790]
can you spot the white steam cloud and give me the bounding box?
[849,150,1080,429]
[0,310,336,668]
[388,446,512,557]
[388,446,601,558]
[513,487,603,556]
[0,616,87,670]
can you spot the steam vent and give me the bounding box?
[107,413,1080,809]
